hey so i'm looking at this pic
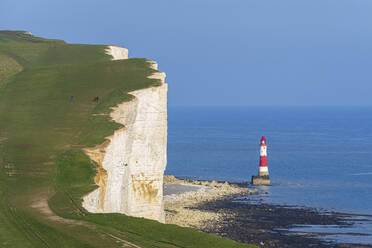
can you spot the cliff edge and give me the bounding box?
[82,46,168,222]
[0,31,255,247]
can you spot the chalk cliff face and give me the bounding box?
[82,46,167,222]
[105,45,129,60]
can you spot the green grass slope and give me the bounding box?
[0,31,256,248]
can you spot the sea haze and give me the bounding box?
[166,106,372,244]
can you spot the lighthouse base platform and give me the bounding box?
[251,175,270,185]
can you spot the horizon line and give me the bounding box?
[168,105,372,108]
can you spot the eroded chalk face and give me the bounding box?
[131,173,162,203]
[82,80,168,223]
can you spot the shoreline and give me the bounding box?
[163,175,258,229]
[163,176,372,248]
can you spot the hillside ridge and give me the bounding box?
[0,31,255,248]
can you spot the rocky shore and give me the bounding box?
[163,176,258,229]
[163,176,372,248]
[195,199,372,248]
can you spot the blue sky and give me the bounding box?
[1,0,372,106]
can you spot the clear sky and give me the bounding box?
[1,0,372,106]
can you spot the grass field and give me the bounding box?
[0,31,256,248]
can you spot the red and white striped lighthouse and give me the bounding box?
[259,136,269,176]
[252,136,271,185]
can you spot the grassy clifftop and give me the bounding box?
[0,31,256,248]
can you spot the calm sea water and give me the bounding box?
[166,106,372,244]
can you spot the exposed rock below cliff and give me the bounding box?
[164,178,258,229]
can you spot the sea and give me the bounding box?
[165,106,372,245]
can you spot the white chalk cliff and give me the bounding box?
[82,45,167,222]
[105,45,129,60]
